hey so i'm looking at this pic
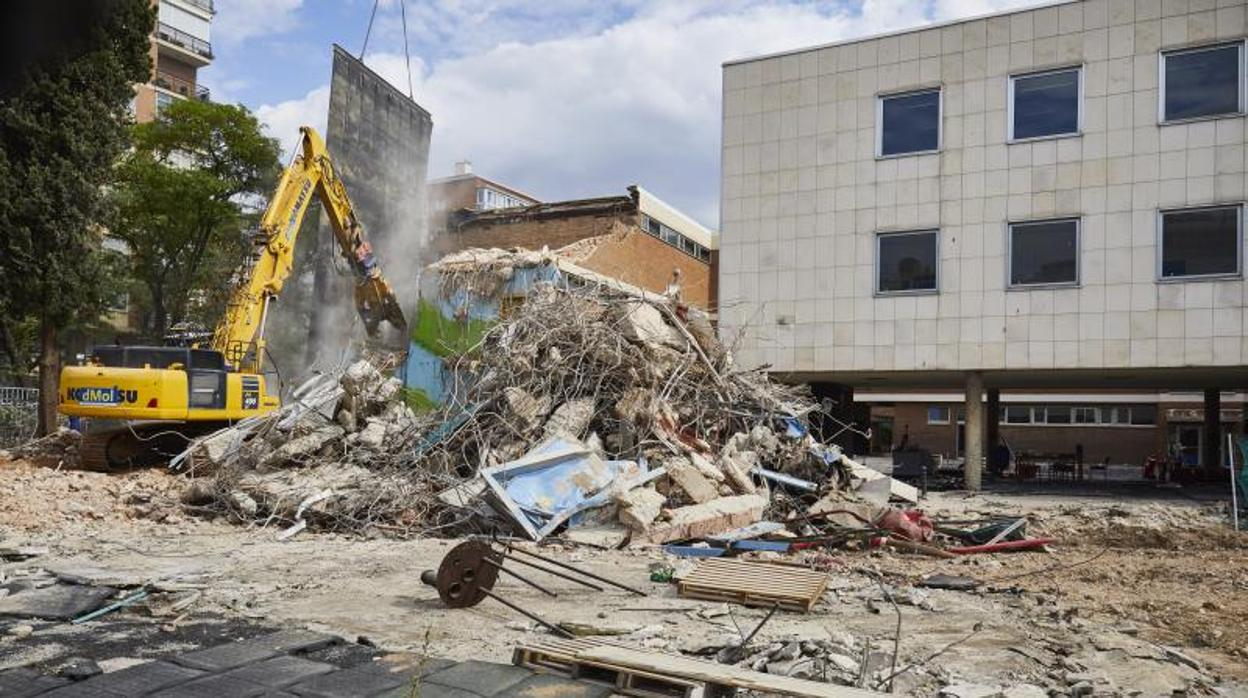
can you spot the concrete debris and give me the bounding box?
[146,247,910,540]
[640,494,768,544]
[10,427,81,466]
[665,457,719,504]
[616,488,667,532]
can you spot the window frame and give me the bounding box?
[1155,204,1244,282]
[1007,64,1084,143]
[1157,40,1247,125]
[926,405,951,425]
[875,87,943,159]
[875,229,940,296]
[1006,217,1082,290]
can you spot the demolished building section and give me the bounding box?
[175,246,910,542]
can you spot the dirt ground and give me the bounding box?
[2,455,1246,696]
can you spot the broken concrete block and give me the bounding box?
[543,398,595,439]
[341,360,383,397]
[355,421,387,450]
[689,452,724,483]
[665,457,719,504]
[617,301,684,349]
[616,487,666,531]
[640,494,767,544]
[719,451,757,494]
[228,491,258,517]
[335,409,357,432]
[503,387,550,433]
[260,426,345,468]
[613,387,653,424]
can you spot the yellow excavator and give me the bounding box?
[60,126,408,469]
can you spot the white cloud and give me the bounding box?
[252,0,1050,228]
[213,0,304,44]
[254,84,329,159]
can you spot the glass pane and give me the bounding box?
[1010,219,1078,285]
[880,90,940,156]
[1004,406,1030,423]
[1047,406,1072,424]
[1013,69,1080,139]
[927,406,949,423]
[1161,207,1239,277]
[1131,406,1157,425]
[878,231,938,292]
[1165,45,1241,121]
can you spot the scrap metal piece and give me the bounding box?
[422,540,502,609]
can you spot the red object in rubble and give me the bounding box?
[873,508,934,542]
[946,538,1055,554]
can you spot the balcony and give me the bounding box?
[153,69,210,101]
[155,22,213,62]
[173,0,214,13]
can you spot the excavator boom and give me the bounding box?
[60,126,408,470]
[212,126,407,371]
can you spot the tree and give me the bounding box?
[0,0,154,435]
[110,99,281,338]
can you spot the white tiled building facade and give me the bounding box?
[719,0,1248,375]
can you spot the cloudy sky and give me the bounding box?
[202,0,1047,228]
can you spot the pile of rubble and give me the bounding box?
[4,427,82,468]
[171,248,908,541]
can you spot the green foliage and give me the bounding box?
[0,0,154,330]
[410,298,493,358]
[109,99,281,337]
[401,386,438,414]
[0,0,152,429]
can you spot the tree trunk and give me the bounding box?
[151,283,167,339]
[36,318,59,436]
[0,317,24,387]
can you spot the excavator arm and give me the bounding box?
[211,126,407,372]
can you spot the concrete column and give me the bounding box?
[964,372,985,491]
[985,388,1000,472]
[1204,388,1221,470]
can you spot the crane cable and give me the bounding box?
[359,0,380,59]
[358,0,416,101]
[400,0,415,100]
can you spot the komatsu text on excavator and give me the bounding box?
[59,127,407,469]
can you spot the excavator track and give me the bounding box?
[79,422,225,472]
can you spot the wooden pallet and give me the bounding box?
[676,557,829,612]
[514,637,702,698]
[514,637,881,698]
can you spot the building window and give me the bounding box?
[1160,42,1244,122]
[1009,218,1079,287]
[927,406,951,424]
[1073,406,1099,424]
[1009,66,1081,140]
[1043,406,1072,424]
[475,187,528,211]
[877,88,941,157]
[877,230,938,294]
[1130,405,1157,425]
[155,91,175,115]
[1159,205,1242,279]
[1003,406,1031,424]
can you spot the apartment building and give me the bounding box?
[719,0,1248,486]
[137,0,213,121]
[105,0,214,334]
